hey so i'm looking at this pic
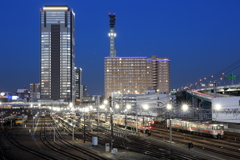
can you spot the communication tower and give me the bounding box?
[108,13,117,57]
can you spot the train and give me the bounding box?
[40,112,46,117]
[167,119,224,138]
[58,116,81,127]
[15,115,28,125]
[99,114,153,134]
[0,114,17,125]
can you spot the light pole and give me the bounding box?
[142,104,149,131]
[103,100,108,122]
[32,116,35,129]
[125,104,131,129]
[69,102,73,111]
[38,103,41,115]
[182,104,189,118]
[83,106,88,143]
[136,104,139,133]
[0,102,3,129]
[72,123,75,141]
[53,122,56,142]
[214,104,221,121]
[167,103,172,144]
[109,96,114,151]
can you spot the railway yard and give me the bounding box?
[0,111,240,160]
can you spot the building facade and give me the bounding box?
[104,55,170,97]
[30,83,40,102]
[83,85,88,97]
[75,67,82,100]
[40,5,76,103]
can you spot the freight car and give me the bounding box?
[167,119,224,138]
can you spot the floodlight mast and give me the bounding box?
[108,13,117,57]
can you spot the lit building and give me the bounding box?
[30,83,40,93]
[75,67,82,100]
[104,55,170,97]
[40,5,76,103]
[83,85,88,97]
[30,83,40,102]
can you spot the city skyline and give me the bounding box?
[0,0,240,95]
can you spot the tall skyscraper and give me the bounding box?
[104,56,170,97]
[108,13,117,57]
[40,5,76,103]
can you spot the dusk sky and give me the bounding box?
[0,0,240,95]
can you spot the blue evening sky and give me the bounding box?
[0,0,240,95]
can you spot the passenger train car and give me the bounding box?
[167,119,224,138]
[99,114,152,133]
[0,115,17,125]
[15,115,28,125]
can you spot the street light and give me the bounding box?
[143,104,149,110]
[83,107,87,143]
[69,102,73,107]
[182,104,188,111]
[125,104,131,129]
[167,103,172,144]
[142,104,148,129]
[215,104,221,111]
[100,105,106,122]
[0,102,3,129]
[38,103,41,114]
[104,100,108,105]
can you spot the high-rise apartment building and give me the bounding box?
[40,5,76,103]
[104,56,170,97]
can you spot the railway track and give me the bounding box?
[96,130,201,160]
[152,128,240,159]
[3,127,58,160]
[43,116,108,160]
[0,129,15,160]
[64,121,199,160]
[163,128,240,151]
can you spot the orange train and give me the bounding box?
[99,114,153,134]
[167,119,224,138]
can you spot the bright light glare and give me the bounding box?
[104,100,108,105]
[100,105,105,109]
[126,104,131,110]
[182,104,188,111]
[89,105,93,110]
[115,104,119,109]
[167,104,172,110]
[215,104,221,110]
[143,105,149,110]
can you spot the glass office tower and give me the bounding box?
[40,5,75,103]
